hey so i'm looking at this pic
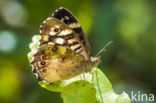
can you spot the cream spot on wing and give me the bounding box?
[59,7,64,9]
[70,44,81,50]
[58,29,72,36]
[61,18,65,22]
[49,31,56,36]
[40,29,42,34]
[33,73,39,79]
[50,27,54,31]
[69,23,81,28]
[55,9,59,12]
[65,16,69,20]
[31,56,35,64]
[67,39,77,44]
[46,17,52,20]
[76,48,83,53]
[76,23,81,27]
[42,20,47,24]
[40,25,43,34]
[48,42,55,45]
[55,38,65,44]
[54,25,60,28]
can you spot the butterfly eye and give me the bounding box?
[53,28,60,32]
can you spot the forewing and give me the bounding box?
[52,7,92,56]
[39,18,90,60]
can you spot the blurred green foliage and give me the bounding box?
[0,0,156,103]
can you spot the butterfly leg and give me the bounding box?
[83,72,85,87]
[90,72,94,88]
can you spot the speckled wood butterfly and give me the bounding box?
[31,7,100,83]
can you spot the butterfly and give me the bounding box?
[31,7,100,84]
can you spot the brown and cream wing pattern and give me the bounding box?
[52,7,92,56]
[39,18,90,60]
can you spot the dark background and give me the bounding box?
[0,0,155,103]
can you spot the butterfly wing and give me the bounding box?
[52,7,92,56]
[31,44,87,83]
[40,18,90,60]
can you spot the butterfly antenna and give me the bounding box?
[96,41,114,57]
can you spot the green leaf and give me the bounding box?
[28,35,131,103]
[61,81,98,103]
